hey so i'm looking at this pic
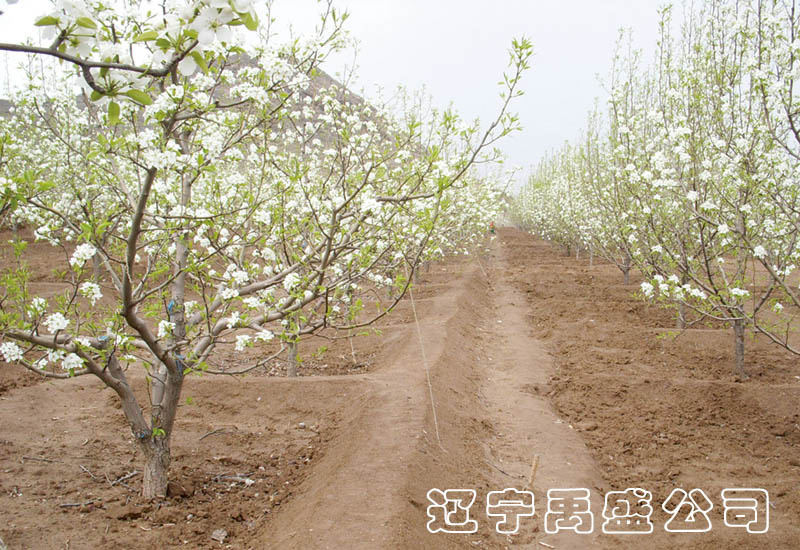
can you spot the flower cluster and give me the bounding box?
[69,243,96,269]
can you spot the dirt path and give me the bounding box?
[259,234,607,549]
[256,276,463,548]
[478,237,604,548]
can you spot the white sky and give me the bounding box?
[0,0,669,181]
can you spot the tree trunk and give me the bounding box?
[141,438,170,499]
[676,274,688,329]
[589,250,594,268]
[733,318,746,379]
[151,355,168,414]
[287,340,298,377]
[92,251,102,282]
[676,302,686,329]
[100,351,173,500]
[621,253,632,285]
[348,330,357,365]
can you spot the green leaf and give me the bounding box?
[107,101,120,125]
[242,12,258,31]
[90,90,103,101]
[190,51,208,74]
[34,16,59,27]
[133,30,159,42]
[75,17,96,29]
[124,89,153,105]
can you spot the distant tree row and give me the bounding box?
[514,0,800,377]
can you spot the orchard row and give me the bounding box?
[514,0,800,376]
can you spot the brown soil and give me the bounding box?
[0,227,798,549]
[503,228,800,549]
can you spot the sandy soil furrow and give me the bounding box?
[478,236,604,548]
[258,265,475,549]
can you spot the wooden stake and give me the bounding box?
[526,454,540,490]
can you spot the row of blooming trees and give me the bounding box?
[514,0,800,378]
[0,0,531,497]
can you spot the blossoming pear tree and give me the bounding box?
[514,0,800,378]
[0,0,532,498]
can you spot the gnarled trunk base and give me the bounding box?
[141,438,170,499]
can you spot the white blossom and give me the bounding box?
[48,349,65,364]
[1,342,24,362]
[69,243,96,268]
[29,297,47,315]
[255,330,274,342]
[283,272,301,291]
[73,337,91,348]
[79,282,103,305]
[158,320,175,339]
[235,334,251,351]
[220,286,239,300]
[62,353,84,370]
[177,56,198,77]
[44,312,69,333]
[226,311,241,329]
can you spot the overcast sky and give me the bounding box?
[273,0,668,180]
[1,0,669,181]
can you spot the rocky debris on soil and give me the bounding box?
[210,528,227,544]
